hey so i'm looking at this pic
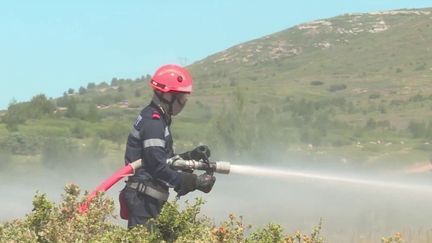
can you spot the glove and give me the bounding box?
[175,172,197,197]
[196,173,216,193]
[179,145,211,161]
[174,172,216,196]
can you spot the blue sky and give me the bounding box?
[1,0,431,109]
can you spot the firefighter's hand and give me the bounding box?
[175,172,197,197]
[179,145,211,161]
[196,173,216,193]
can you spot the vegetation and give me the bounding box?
[0,185,324,243]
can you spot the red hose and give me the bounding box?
[79,160,141,213]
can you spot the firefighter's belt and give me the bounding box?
[126,181,169,201]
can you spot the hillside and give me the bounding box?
[189,8,432,122]
[1,8,432,168]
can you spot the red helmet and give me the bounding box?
[149,64,193,93]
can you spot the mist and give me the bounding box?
[198,155,432,242]
[1,152,432,242]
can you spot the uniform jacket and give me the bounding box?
[124,101,181,188]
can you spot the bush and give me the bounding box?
[118,85,125,92]
[310,80,324,86]
[407,121,427,138]
[0,96,55,131]
[70,122,89,138]
[152,198,212,242]
[29,94,56,117]
[0,133,44,155]
[2,102,28,132]
[84,103,100,122]
[87,82,96,89]
[369,93,381,99]
[327,84,347,92]
[97,122,130,146]
[65,97,78,118]
[209,89,258,157]
[79,86,87,95]
[0,185,326,243]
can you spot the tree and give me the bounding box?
[110,78,118,86]
[98,81,109,88]
[407,121,427,138]
[85,103,100,122]
[97,122,129,148]
[210,88,257,157]
[65,98,78,118]
[29,94,55,118]
[68,88,74,95]
[87,82,96,89]
[2,100,27,131]
[79,86,87,95]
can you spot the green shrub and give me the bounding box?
[310,80,324,86]
[97,122,130,146]
[79,86,87,95]
[248,223,284,242]
[151,198,213,242]
[0,185,326,243]
[70,122,90,138]
[0,133,43,155]
[369,93,381,99]
[327,84,347,92]
[2,101,29,131]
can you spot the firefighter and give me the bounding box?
[121,64,216,229]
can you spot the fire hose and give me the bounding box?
[79,157,230,213]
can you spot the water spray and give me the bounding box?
[80,152,432,213]
[230,164,432,193]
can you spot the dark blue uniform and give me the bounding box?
[122,101,181,228]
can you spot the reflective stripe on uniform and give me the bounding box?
[164,127,170,137]
[130,127,141,139]
[143,138,166,148]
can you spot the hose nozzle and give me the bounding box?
[167,157,231,174]
[213,161,230,174]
